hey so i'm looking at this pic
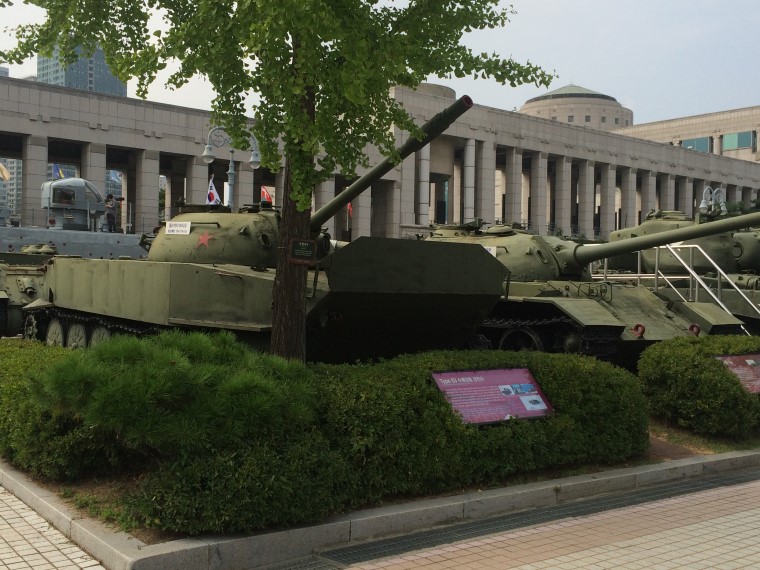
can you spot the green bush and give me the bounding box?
[312,350,649,506]
[638,336,760,438]
[0,334,649,534]
[0,340,120,479]
[1,331,317,479]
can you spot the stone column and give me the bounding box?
[620,167,637,228]
[530,151,548,234]
[554,156,572,236]
[237,166,255,207]
[495,167,505,223]
[640,170,657,217]
[677,177,694,216]
[505,147,523,226]
[353,184,372,239]
[82,143,107,192]
[477,139,496,223]
[577,160,595,239]
[186,156,209,205]
[416,144,430,226]
[463,138,475,222]
[314,178,336,237]
[660,173,675,211]
[599,163,616,237]
[134,149,160,234]
[21,135,48,227]
[399,135,417,226]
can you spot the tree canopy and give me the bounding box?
[0,0,553,209]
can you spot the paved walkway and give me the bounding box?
[333,477,760,570]
[1,447,760,569]
[0,486,104,570]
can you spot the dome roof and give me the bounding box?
[525,84,618,105]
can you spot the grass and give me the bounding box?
[649,417,760,455]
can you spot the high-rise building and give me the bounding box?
[37,45,126,97]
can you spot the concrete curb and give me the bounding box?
[2,450,760,570]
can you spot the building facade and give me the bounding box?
[1,76,760,238]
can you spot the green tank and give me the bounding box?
[425,212,760,365]
[605,192,760,331]
[607,209,741,274]
[9,96,511,363]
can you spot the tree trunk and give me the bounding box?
[270,159,311,361]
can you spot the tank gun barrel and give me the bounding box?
[572,211,760,268]
[309,95,474,233]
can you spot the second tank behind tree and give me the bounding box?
[604,186,760,332]
[424,211,760,367]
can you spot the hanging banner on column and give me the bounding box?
[432,368,553,424]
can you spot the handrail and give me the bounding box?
[594,243,760,335]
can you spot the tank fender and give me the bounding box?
[21,298,54,311]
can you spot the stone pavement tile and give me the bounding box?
[0,487,104,570]
[345,479,760,569]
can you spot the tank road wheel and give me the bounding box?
[66,323,88,349]
[45,319,65,347]
[498,327,545,352]
[89,326,111,348]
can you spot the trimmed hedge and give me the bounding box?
[0,334,648,534]
[638,335,760,438]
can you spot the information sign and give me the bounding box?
[289,238,317,265]
[165,221,191,235]
[715,353,760,394]
[432,368,553,424]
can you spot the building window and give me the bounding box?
[584,115,591,123]
[682,137,712,153]
[601,116,607,123]
[568,115,574,123]
[614,118,619,125]
[723,131,756,151]
[551,116,557,121]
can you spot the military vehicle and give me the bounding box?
[425,212,760,366]
[0,176,148,263]
[7,96,510,363]
[605,187,760,275]
[603,188,760,332]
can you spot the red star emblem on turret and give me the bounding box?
[196,231,215,248]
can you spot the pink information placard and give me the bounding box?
[715,354,760,394]
[432,368,553,424]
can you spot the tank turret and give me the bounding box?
[607,209,742,274]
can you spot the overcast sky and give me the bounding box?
[1,0,759,125]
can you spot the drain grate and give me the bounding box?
[272,466,760,569]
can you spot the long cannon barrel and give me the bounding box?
[572,211,760,268]
[309,95,474,232]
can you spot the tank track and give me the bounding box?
[480,315,621,357]
[22,307,156,343]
